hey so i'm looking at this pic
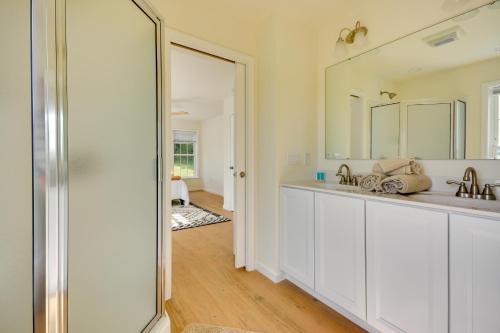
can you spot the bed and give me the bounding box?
[171,179,190,206]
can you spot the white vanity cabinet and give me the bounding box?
[366,201,449,333]
[450,214,500,333]
[280,187,315,289]
[279,184,500,333]
[315,193,366,319]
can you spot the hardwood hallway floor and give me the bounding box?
[166,190,366,333]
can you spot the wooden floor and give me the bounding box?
[166,190,366,333]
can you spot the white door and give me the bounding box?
[366,201,448,333]
[280,188,315,289]
[234,63,246,268]
[450,214,500,333]
[223,97,235,211]
[315,193,366,319]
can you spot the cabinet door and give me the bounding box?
[280,187,315,289]
[450,214,500,333]
[366,201,448,333]
[315,193,366,319]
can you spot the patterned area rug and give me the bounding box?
[181,324,261,333]
[172,204,231,231]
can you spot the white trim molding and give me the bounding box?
[165,29,257,286]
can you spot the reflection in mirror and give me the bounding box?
[325,1,500,160]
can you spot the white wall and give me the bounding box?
[0,0,32,331]
[201,114,225,195]
[256,16,318,277]
[152,0,500,284]
[317,0,500,188]
[150,0,319,278]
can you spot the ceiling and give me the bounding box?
[171,45,235,121]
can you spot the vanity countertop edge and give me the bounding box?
[281,181,500,220]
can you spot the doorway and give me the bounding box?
[168,41,247,270]
[169,43,237,232]
[164,31,255,303]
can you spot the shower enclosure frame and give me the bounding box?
[32,0,167,331]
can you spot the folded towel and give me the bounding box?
[372,158,422,176]
[380,175,432,194]
[359,173,387,192]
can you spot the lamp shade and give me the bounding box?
[353,29,367,48]
[334,38,348,58]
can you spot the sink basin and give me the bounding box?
[310,182,361,192]
[408,192,500,213]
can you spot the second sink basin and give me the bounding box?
[408,192,500,213]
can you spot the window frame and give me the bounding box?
[172,129,199,179]
[494,93,500,159]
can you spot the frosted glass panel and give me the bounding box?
[67,0,158,332]
[407,103,451,159]
[371,103,400,159]
[0,1,32,331]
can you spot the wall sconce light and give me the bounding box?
[334,21,369,57]
[380,91,397,100]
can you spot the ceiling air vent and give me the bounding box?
[423,26,465,47]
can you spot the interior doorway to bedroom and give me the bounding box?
[170,43,236,225]
[169,42,240,262]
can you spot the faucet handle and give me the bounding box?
[336,174,347,185]
[482,184,500,201]
[447,180,470,198]
[353,175,363,186]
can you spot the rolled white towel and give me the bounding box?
[380,174,432,194]
[372,159,422,176]
[359,173,386,192]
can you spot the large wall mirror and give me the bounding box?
[325,1,500,160]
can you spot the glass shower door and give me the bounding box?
[66,0,161,331]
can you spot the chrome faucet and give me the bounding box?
[336,164,353,185]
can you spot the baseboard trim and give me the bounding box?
[285,275,380,333]
[255,261,285,283]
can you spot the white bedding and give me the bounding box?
[171,179,190,205]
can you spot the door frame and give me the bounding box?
[32,0,169,331]
[164,29,256,299]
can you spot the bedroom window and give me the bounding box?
[173,130,198,178]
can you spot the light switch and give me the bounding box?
[287,153,300,166]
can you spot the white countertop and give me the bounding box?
[281,181,500,220]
